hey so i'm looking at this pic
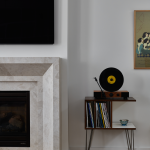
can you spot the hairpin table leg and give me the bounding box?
[125,130,130,150]
[125,130,135,150]
[133,130,134,150]
[88,129,93,150]
[86,130,87,150]
[131,130,133,150]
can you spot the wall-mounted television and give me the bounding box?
[0,0,54,44]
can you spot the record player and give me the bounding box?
[94,67,129,99]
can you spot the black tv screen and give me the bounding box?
[0,0,54,44]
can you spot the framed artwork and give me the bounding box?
[134,10,150,69]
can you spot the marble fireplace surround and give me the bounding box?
[0,57,60,150]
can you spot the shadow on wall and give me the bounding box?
[68,0,92,92]
[68,0,93,147]
[67,0,117,148]
[68,0,133,148]
[55,0,62,44]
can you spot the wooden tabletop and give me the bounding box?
[85,97,136,102]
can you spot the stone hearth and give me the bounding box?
[0,57,60,150]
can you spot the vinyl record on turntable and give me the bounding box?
[99,67,124,92]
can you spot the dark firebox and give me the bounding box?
[0,91,30,147]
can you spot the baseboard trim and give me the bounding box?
[69,147,149,150]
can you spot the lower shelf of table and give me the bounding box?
[85,123,136,130]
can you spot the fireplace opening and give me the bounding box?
[0,91,30,147]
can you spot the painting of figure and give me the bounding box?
[134,10,150,69]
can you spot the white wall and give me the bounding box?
[68,0,150,149]
[0,0,68,150]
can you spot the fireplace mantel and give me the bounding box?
[0,57,60,150]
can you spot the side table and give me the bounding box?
[86,123,136,150]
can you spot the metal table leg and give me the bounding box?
[86,129,94,150]
[131,130,135,150]
[86,130,87,150]
[86,129,135,150]
[131,130,132,150]
[125,130,130,150]
[133,130,134,150]
[88,129,93,150]
[125,130,135,150]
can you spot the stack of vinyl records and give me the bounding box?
[86,102,94,128]
[96,102,110,128]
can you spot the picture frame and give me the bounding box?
[134,10,150,69]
